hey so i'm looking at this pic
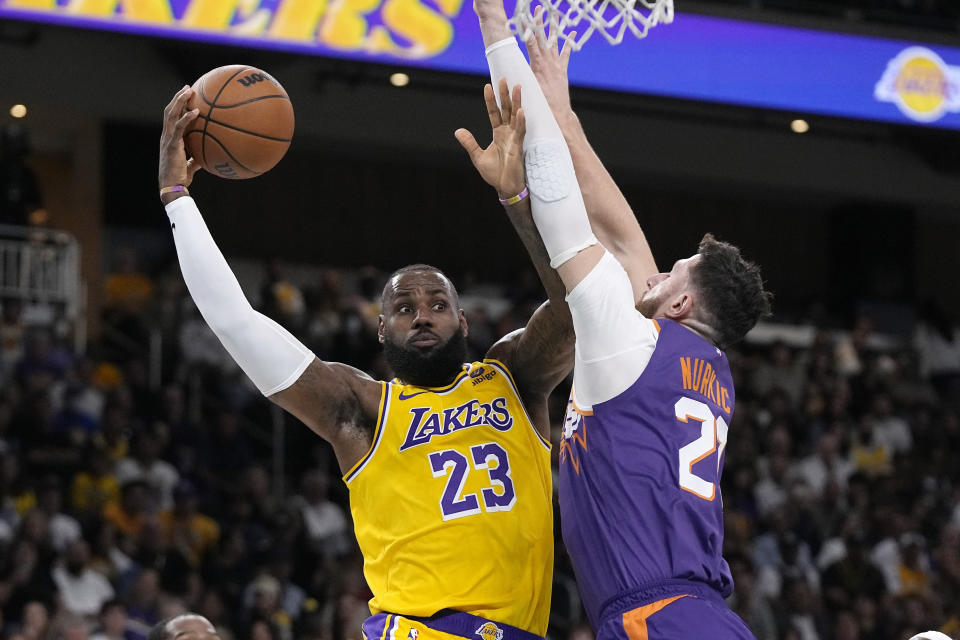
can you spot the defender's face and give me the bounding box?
[166,616,219,640]
[379,271,466,350]
[637,254,700,319]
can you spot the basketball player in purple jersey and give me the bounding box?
[469,4,772,638]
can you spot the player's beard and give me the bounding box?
[383,329,468,387]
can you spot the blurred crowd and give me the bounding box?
[1,248,960,640]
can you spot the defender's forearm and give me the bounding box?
[557,111,659,293]
[503,198,568,306]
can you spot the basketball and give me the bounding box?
[184,65,294,180]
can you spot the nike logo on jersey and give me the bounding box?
[398,390,431,401]
[399,397,515,451]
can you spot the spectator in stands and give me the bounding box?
[241,575,292,640]
[103,480,150,541]
[104,249,155,318]
[159,480,219,568]
[794,430,853,496]
[1,539,56,627]
[124,569,162,632]
[727,554,777,640]
[778,577,825,640]
[52,539,115,620]
[865,392,913,457]
[260,260,306,333]
[0,299,26,385]
[835,315,873,378]
[293,471,348,561]
[17,600,52,640]
[55,614,92,640]
[196,411,253,500]
[34,474,82,553]
[915,300,960,405]
[0,451,25,543]
[116,429,179,511]
[72,444,120,523]
[751,342,806,406]
[94,403,132,465]
[820,530,886,610]
[90,600,136,640]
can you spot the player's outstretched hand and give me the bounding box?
[455,79,526,200]
[524,5,574,121]
[159,86,203,192]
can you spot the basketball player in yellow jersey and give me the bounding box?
[158,85,570,640]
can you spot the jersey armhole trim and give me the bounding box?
[343,382,390,483]
[570,386,594,416]
[485,359,551,451]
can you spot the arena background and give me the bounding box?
[2,1,960,640]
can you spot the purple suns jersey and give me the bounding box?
[559,317,735,628]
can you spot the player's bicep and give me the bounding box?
[607,234,659,304]
[270,359,380,470]
[567,252,660,406]
[487,300,574,396]
[567,251,657,359]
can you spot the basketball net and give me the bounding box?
[507,0,673,51]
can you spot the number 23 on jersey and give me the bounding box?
[429,442,516,520]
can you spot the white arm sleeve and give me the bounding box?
[567,251,660,408]
[165,197,314,396]
[485,37,597,268]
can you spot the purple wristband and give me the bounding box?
[499,186,529,206]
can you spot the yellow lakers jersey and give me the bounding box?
[344,360,553,635]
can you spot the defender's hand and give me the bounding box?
[524,6,574,121]
[455,79,527,200]
[159,85,203,193]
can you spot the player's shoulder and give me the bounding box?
[292,358,384,412]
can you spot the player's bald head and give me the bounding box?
[381,264,460,307]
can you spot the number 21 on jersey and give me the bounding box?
[429,442,516,520]
[675,397,728,501]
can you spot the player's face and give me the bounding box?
[379,271,468,386]
[165,615,219,640]
[636,254,700,319]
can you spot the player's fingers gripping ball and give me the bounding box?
[184,65,295,180]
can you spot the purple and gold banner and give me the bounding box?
[2,0,960,129]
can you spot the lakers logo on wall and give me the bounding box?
[874,46,960,123]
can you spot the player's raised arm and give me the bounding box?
[472,0,662,407]
[455,80,573,434]
[159,87,380,473]
[523,23,658,303]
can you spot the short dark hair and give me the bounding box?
[381,264,459,306]
[147,618,173,640]
[690,233,772,349]
[100,599,126,616]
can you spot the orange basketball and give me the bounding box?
[184,65,294,180]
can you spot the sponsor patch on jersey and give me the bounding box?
[874,46,960,122]
[474,623,503,640]
[471,367,498,386]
